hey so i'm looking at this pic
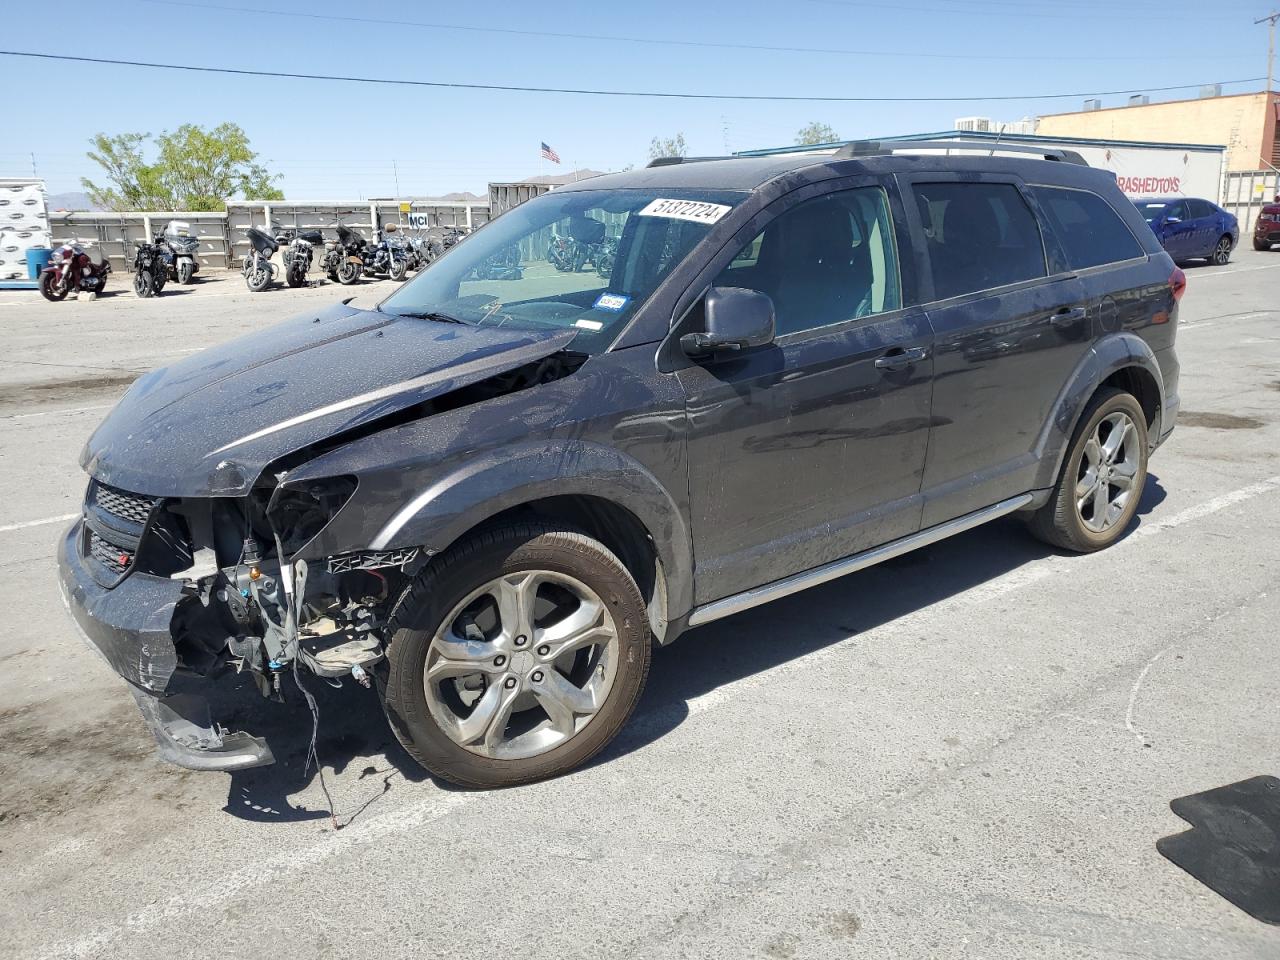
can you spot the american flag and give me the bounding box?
[540,142,561,164]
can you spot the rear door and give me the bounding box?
[1160,199,1194,260]
[903,176,1091,526]
[673,179,935,604]
[1186,198,1215,257]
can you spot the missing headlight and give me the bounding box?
[266,476,357,556]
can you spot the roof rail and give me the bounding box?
[646,155,735,168]
[829,139,1088,165]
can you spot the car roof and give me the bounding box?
[556,149,1123,196]
[1134,196,1209,203]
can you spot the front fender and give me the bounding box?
[325,439,695,630]
[1033,331,1166,491]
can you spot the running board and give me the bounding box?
[687,494,1034,627]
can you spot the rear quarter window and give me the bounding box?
[1032,186,1145,272]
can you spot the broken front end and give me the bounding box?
[58,475,422,770]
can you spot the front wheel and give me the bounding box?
[389,258,408,282]
[1254,238,1272,252]
[337,260,361,285]
[1210,234,1233,266]
[177,259,194,284]
[1027,388,1148,552]
[133,269,155,298]
[246,263,272,292]
[39,271,68,302]
[381,523,651,788]
[285,264,306,288]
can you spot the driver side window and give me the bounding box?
[716,187,902,337]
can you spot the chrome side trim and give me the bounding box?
[686,494,1034,627]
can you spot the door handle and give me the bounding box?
[1051,306,1088,328]
[874,346,928,371]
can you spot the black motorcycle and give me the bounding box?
[278,226,323,288]
[241,226,279,292]
[422,226,465,266]
[593,236,618,279]
[321,223,367,285]
[132,239,168,298]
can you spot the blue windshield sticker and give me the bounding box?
[593,293,630,312]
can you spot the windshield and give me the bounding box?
[378,187,746,353]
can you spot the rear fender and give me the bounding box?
[1033,331,1166,491]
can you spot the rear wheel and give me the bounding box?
[1210,234,1232,266]
[1027,388,1148,552]
[381,523,651,788]
[39,272,68,302]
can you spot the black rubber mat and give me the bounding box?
[1157,775,1280,924]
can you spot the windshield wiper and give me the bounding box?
[392,310,467,324]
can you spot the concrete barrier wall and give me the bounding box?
[49,200,490,271]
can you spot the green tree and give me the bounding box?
[648,133,688,161]
[795,122,839,146]
[82,123,283,211]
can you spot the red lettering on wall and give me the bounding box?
[1116,175,1182,195]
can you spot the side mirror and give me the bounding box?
[1164,216,1181,224]
[681,286,776,358]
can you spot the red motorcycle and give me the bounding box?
[40,240,111,301]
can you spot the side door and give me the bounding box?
[1159,199,1193,260]
[902,176,1092,526]
[669,179,935,606]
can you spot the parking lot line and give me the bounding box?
[0,514,78,534]
[1190,262,1280,279]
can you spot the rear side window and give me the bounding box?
[1033,186,1145,271]
[911,182,1046,300]
[1187,198,1213,218]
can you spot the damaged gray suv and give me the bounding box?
[59,142,1182,787]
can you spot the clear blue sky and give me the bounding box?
[1,0,1276,199]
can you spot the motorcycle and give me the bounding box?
[321,222,367,285]
[39,239,111,301]
[593,235,618,279]
[162,220,200,284]
[241,225,279,292]
[379,225,410,282]
[278,226,323,288]
[404,232,431,272]
[132,238,168,298]
[425,226,465,264]
[547,234,588,272]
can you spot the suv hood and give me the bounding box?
[81,301,578,497]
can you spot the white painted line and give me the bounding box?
[0,403,113,421]
[33,472,1280,959]
[0,513,78,534]
[1189,262,1280,279]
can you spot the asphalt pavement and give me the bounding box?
[1,254,1278,959]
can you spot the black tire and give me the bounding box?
[1027,387,1148,553]
[381,522,651,789]
[1210,234,1232,266]
[133,269,154,298]
[39,272,67,302]
[389,258,407,282]
[337,260,361,285]
[1255,238,1272,252]
[246,264,272,292]
[177,259,194,284]
[285,264,306,288]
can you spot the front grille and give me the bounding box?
[88,529,135,575]
[89,482,157,527]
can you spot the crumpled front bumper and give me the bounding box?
[57,520,274,771]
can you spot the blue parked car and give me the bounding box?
[1134,197,1238,266]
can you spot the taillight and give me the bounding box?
[1169,266,1186,302]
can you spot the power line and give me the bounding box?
[0,50,1264,103]
[138,0,1235,62]
[803,0,1196,18]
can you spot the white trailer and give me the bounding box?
[0,178,51,281]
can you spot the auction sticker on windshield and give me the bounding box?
[638,198,732,224]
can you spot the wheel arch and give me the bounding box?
[1033,332,1166,491]
[368,441,694,644]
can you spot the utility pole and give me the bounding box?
[1259,12,1279,96]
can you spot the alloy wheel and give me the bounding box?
[422,570,620,760]
[1075,411,1139,533]
[1213,237,1231,265]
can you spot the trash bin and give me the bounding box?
[26,247,52,280]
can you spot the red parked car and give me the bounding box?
[1254,194,1280,251]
